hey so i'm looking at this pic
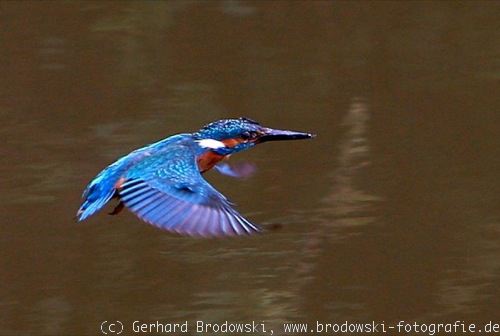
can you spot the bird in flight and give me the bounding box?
[77,118,314,237]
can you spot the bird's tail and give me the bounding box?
[77,148,148,221]
[76,186,114,222]
[76,166,121,222]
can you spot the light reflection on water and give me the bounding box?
[1,2,500,335]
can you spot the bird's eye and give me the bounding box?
[241,131,258,140]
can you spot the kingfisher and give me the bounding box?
[77,118,314,237]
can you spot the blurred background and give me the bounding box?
[1,1,499,335]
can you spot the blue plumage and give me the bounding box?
[77,118,314,237]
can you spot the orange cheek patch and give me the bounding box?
[222,137,245,148]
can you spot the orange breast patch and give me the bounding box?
[197,151,225,173]
[114,177,126,190]
[197,137,247,172]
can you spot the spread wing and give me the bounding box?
[118,141,260,237]
[214,162,256,179]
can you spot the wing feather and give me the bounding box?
[117,140,260,237]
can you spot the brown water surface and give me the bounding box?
[1,2,500,335]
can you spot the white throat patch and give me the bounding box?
[196,139,226,149]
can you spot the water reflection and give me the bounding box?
[261,98,381,331]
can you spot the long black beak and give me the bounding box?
[259,127,315,143]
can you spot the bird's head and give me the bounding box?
[193,117,314,155]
